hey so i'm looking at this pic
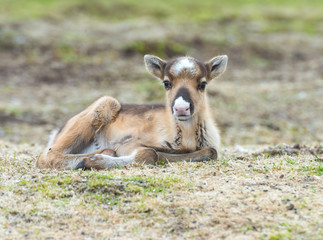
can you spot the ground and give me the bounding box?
[1,142,322,239]
[0,1,322,239]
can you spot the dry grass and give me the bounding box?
[0,141,322,239]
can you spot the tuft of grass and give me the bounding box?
[0,106,24,117]
[268,232,292,240]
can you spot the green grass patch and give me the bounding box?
[270,157,323,176]
[9,172,183,206]
[122,175,181,189]
[268,232,292,240]
[1,0,323,33]
[0,106,24,117]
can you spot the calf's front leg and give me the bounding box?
[114,142,217,166]
[156,147,217,164]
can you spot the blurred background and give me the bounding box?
[0,0,322,146]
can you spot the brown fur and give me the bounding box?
[37,55,228,170]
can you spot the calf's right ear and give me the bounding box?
[144,55,166,80]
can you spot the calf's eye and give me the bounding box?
[199,82,207,90]
[163,80,172,89]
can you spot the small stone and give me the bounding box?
[286,204,295,210]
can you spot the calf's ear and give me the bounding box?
[205,55,228,81]
[144,55,166,80]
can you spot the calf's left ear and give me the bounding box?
[205,55,228,80]
[144,55,166,80]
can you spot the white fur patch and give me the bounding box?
[79,133,112,154]
[173,96,190,111]
[46,129,59,149]
[95,150,137,168]
[66,151,138,170]
[172,57,195,75]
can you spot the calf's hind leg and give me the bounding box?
[37,96,121,169]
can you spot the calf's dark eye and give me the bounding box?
[199,82,207,90]
[163,80,172,89]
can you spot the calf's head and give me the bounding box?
[144,55,227,121]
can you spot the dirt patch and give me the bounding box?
[253,144,323,158]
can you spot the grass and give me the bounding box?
[0,141,322,239]
[11,169,183,203]
[1,0,323,33]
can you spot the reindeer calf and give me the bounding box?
[37,54,228,170]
